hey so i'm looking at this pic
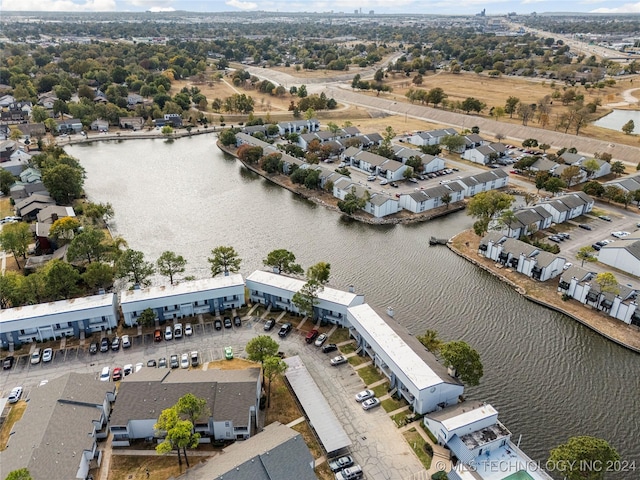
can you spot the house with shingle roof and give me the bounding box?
[109,368,261,446]
[453,169,508,197]
[276,118,320,135]
[392,145,445,173]
[604,175,640,194]
[461,142,507,165]
[408,128,458,146]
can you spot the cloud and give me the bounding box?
[592,1,640,12]
[1,0,116,11]
[148,6,175,11]
[225,0,258,10]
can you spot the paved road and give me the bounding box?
[1,315,426,480]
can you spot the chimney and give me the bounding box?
[386,306,394,317]
[348,285,355,293]
[51,213,58,222]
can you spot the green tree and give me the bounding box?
[82,262,114,291]
[337,187,368,214]
[263,249,304,275]
[218,129,237,146]
[621,119,635,135]
[467,190,515,236]
[42,163,84,204]
[208,245,241,277]
[161,125,174,137]
[560,165,583,187]
[263,355,288,407]
[4,468,33,480]
[0,222,32,269]
[43,259,80,300]
[548,436,619,480]
[441,192,452,209]
[576,246,597,267]
[505,96,520,118]
[582,181,605,197]
[544,177,566,196]
[582,159,600,178]
[155,408,199,468]
[539,143,551,153]
[83,201,114,224]
[595,272,619,295]
[427,87,447,108]
[67,226,106,264]
[138,307,157,327]
[610,161,625,177]
[176,393,209,427]
[49,216,81,244]
[156,250,187,285]
[440,134,465,153]
[292,280,320,319]
[417,329,442,352]
[0,169,16,195]
[246,335,280,364]
[307,261,331,285]
[439,340,483,386]
[116,249,155,287]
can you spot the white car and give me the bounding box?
[314,333,327,347]
[165,325,173,340]
[367,175,376,181]
[362,397,381,410]
[42,348,53,363]
[380,179,388,185]
[185,323,193,336]
[123,364,133,376]
[563,262,573,271]
[180,353,189,369]
[100,366,111,381]
[30,348,42,365]
[355,389,375,402]
[135,362,144,373]
[174,323,183,339]
[8,386,23,403]
[611,231,630,238]
[122,335,131,348]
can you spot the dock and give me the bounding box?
[429,237,448,246]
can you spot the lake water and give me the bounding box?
[594,109,640,134]
[66,135,640,478]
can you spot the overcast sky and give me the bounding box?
[1,0,639,15]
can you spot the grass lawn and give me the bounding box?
[381,396,408,413]
[391,409,414,428]
[0,401,27,450]
[291,421,323,461]
[107,453,209,480]
[347,355,368,367]
[207,358,258,370]
[356,365,384,385]
[264,374,303,425]
[330,327,351,343]
[339,342,356,354]
[372,382,389,398]
[0,197,13,219]
[402,428,433,470]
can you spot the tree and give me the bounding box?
[337,187,368,214]
[155,407,199,468]
[44,259,80,300]
[0,169,16,195]
[157,251,187,285]
[583,181,605,197]
[292,280,320,319]
[560,165,583,187]
[504,96,520,118]
[67,227,106,264]
[116,249,155,287]
[218,129,237,146]
[4,469,33,480]
[595,272,619,295]
[208,245,241,277]
[467,190,515,236]
[263,355,288,407]
[582,159,600,178]
[82,262,114,291]
[440,134,465,153]
[621,119,635,135]
[49,216,81,244]
[548,436,619,480]
[544,177,566,196]
[263,249,303,275]
[577,246,597,267]
[539,143,551,153]
[161,125,174,137]
[610,161,625,177]
[441,192,452,209]
[246,335,280,364]
[138,307,157,327]
[427,87,447,108]
[0,222,32,269]
[42,163,84,204]
[535,171,551,192]
[417,329,442,352]
[307,261,331,285]
[176,393,209,427]
[439,341,483,386]
[83,202,114,224]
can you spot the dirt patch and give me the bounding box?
[0,401,27,450]
[107,454,204,480]
[207,358,258,370]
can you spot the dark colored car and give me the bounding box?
[305,329,319,344]
[578,224,592,230]
[223,317,232,329]
[170,354,179,369]
[214,319,222,330]
[3,355,15,370]
[322,343,338,354]
[278,322,292,338]
[111,336,120,351]
[89,342,98,354]
[233,315,242,327]
[592,244,602,251]
[100,337,110,352]
[147,359,157,367]
[264,318,275,331]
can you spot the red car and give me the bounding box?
[305,329,319,344]
[112,367,123,381]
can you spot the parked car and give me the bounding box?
[3,355,15,370]
[154,329,163,342]
[123,364,133,376]
[224,317,232,328]
[158,357,167,368]
[190,351,199,367]
[30,348,42,365]
[330,355,347,366]
[112,367,123,381]
[100,366,110,381]
[224,346,234,360]
[362,397,381,410]
[214,319,223,330]
[100,338,109,352]
[599,215,612,222]
[111,336,120,351]
[322,343,338,354]
[170,355,179,369]
[89,342,98,354]
[185,323,193,336]
[548,236,561,243]
[305,329,319,344]
[367,175,376,181]
[335,465,363,480]
[264,318,275,331]
[147,359,157,367]
[355,389,375,402]
[122,335,131,348]
[563,263,573,271]
[591,244,602,251]
[315,333,328,347]
[165,325,173,340]
[611,231,630,238]
[380,179,388,185]
[278,322,292,337]
[173,323,183,339]
[135,362,144,373]
[329,455,354,472]
[234,316,242,327]
[180,353,189,369]
[8,386,23,403]
[390,182,398,188]
[42,348,53,363]
[578,224,592,230]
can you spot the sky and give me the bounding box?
[1,0,640,15]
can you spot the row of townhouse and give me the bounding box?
[501,192,594,238]
[530,151,611,182]
[479,232,640,326]
[604,173,640,193]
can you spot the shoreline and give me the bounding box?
[448,230,640,354]
[57,126,220,147]
[216,141,466,225]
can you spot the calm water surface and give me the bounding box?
[67,135,640,477]
[594,109,640,134]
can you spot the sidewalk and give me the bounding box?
[399,420,452,477]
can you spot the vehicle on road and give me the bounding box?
[122,335,131,348]
[611,231,630,238]
[42,348,53,363]
[215,319,222,330]
[278,323,292,337]
[224,317,232,329]
[8,386,23,403]
[591,244,602,251]
[224,346,233,360]
[362,397,381,410]
[380,179,388,185]
[563,263,573,270]
[100,366,110,381]
[30,348,42,365]
[185,323,193,336]
[170,355,179,369]
[180,353,189,368]
[367,175,376,181]
[3,355,15,370]
[322,343,338,354]
[329,455,354,472]
[355,389,375,402]
[315,333,327,346]
[305,329,319,344]
[335,465,363,480]
[264,318,275,331]
[330,355,348,366]
[112,367,123,381]
[599,215,612,222]
[578,224,592,230]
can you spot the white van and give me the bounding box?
[100,366,111,381]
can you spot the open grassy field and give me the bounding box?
[0,401,27,450]
[107,453,207,480]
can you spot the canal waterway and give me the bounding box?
[67,135,640,477]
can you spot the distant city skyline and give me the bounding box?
[1,0,640,15]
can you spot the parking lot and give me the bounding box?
[1,313,426,480]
